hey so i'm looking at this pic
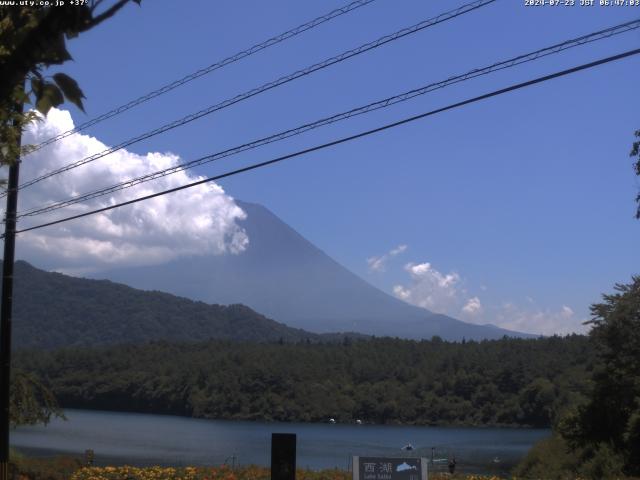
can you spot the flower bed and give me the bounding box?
[69,465,505,480]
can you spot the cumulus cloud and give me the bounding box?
[462,296,483,316]
[390,244,408,256]
[391,257,585,335]
[495,303,587,336]
[4,109,248,273]
[367,244,407,272]
[392,261,461,313]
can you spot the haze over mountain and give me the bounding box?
[4,260,330,349]
[95,201,532,341]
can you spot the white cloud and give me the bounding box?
[4,109,248,273]
[391,257,586,335]
[367,256,385,272]
[462,296,483,316]
[392,261,461,313]
[367,244,407,272]
[495,302,586,336]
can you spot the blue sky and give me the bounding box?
[18,0,640,334]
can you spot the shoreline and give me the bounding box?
[49,406,552,430]
[12,409,545,476]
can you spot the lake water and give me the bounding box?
[11,409,549,475]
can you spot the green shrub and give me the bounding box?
[577,442,626,480]
[9,454,82,480]
[512,435,577,479]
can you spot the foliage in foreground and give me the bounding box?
[512,277,640,479]
[9,369,63,427]
[68,465,503,480]
[9,452,81,480]
[10,461,508,480]
[632,129,640,218]
[0,1,141,168]
[15,462,640,480]
[513,434,630,480]
[558,277,640,477]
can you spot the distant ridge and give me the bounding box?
[95,200,534,341]
[2,260,337,349]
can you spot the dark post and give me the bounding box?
[0,112,22,480]
[271,433,296,480]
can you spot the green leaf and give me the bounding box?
[12,85,30,105]
[42,33,73,65]
[53,73,85,112]
[31,77,42,98]
[35,83,64,116]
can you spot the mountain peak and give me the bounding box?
[92,200,532,341]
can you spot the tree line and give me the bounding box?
[15,334,593,428]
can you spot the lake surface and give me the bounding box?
[11,409,549,474]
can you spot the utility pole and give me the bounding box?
[0,107,22,480]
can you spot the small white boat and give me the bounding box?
[401,443,414,451]
[328,418,336,424]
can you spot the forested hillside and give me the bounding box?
[5,260,331,348]
[15,335,593,427]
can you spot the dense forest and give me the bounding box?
[15,335,592,428]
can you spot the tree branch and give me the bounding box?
[83,0,134,31]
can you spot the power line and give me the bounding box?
[17,18,640,219]
[25,0,378,154]
[13,0,496,194]
[12,47,640,236]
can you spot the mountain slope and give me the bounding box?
[4,260,324,349]
[96,200,532,341]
